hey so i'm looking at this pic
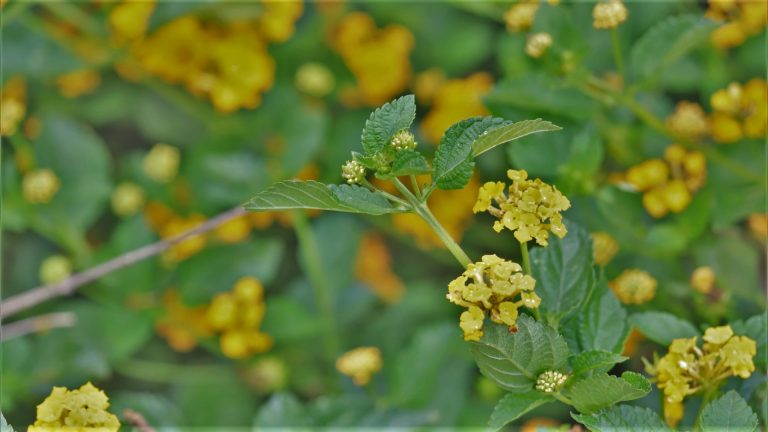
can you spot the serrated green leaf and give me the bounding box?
[570,351,627,377]
[701,391,759,432]
[531,221,595,325]
[489,391,554,430]
[244,180,402,215]
[578,281,629,354]
[566,372,651,414]
[361,95,416,156]
[573,405,670,432]
[629,15,717,83]
[470,315,570,393]
[630,312,700,346]
[433,116,507,190]
[472,119,561,157]
[384,150,432,178]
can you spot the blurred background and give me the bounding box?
[1,0,765,429]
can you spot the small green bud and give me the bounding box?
[341,160,366,184]
[535,370,568,393]
[390,130,416,151]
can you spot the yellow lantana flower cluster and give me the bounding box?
[29,382,120,432]
[473,170,571,246]
[206,276,273,359]
[155,288,213,352]
[666,101,709,141]
[331,12,414,106]
[690,266,716,294]
[609,268,657,304]
[647,326,757,426]
[591,231,619,266]
[447,254,539,341]
[592,0,629,30]
[504,0,539,32]
[525,32,553,58]
[626,144,706,218]
[709,78,767,143]
[336,346,383,386]
[1,75,26,136]
[257,0,304,43]
[707,0,767,49]
[420,72,494,144]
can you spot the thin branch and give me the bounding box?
[123,409,155,432]
[1,312,77,341]
[0,206,247,320]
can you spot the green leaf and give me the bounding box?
[570,351,627,377]
[381,150,431,178]
[531,220,595,325]
[470,315,570,393]
[566,372,651,414]
[701,391,759,432]
[433,116,507,190]
[578,282,629,354]
[255,392,308,427]
[630,312,700,346]
[361,94,416,156]
[244,180,402,215]
[485,74,599,121]
[471,119,561,157]
[573,405,670,431]
[629,15,717,83]
[488,391,554,430]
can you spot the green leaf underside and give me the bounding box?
[489,391,554,429]
[629,14,717,82]
[470,315,569,393]
[386,150,432,177]
[579,283,629,354]
[570,350,628,377]
[630,312,700,346]
[573,405,670,432]
[433,116,508,190]
[566,371,651,414]
[531,221,594,324]
[471,119,561,157]
[361,95,416,156]
[244,180,401,215]
[701,391,759,432]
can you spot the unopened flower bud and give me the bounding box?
[341,160,365,184]
[390,130,416,151]
[535,370,568,393]
[525,33,553,58]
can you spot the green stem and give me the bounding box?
[359,179,410,208]
[392,179,472,268]
[552,392,573,406]
[409,174,422,200]
[694,390,717,431]
[292,211,340,367]
[611,28,624,78]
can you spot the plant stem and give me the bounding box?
[392,179,472,268]
[409,175,422,200]
[611,28,625,78]
[291,211,340,367]
[359,178,410,208]
[694,390,716,431]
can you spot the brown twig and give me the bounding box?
[123,408,155,432]
[0,206,246,320]
[0,312,77,341]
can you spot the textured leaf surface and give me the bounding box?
[570,350,627,377]
[489,391,553,429]
[531,221,594,325]
[630,312,700,346]
[573,405,670,431]
[579,283,629,354]
[472,119,561,157]
[566,372,651,414]
[244,180,401,215]
[433,117,507,189]
[386,150,431,177]
[701,391,759,432]
[629,15,717,82]
[471,315,570,393]
[361,95,416,156]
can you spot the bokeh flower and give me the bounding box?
[504,0,539,32]
[592,0,628,30]
[592,231,619,266]
[709,79,767,143]
[355,232,405,303]
[1,76,26,136]
[336,346,383,385]
[666,101,709,141]
[421,72,493,144]
[525,32,553,58]
[690,266,716,294]
[39,255,72,285]
[23,169,61,204]
[111,181,145,216]
[155,288,212,352]
[56,69,101,98]
[143,143,180,183]
[707,0,767,49]
[609,269,657,304]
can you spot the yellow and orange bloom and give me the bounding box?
[336,346,382,385]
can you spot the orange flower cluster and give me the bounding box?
[420,73,494,144]
[354,232,405,303]
[707,0,767,49]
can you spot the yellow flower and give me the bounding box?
[331,12,413,106]
[213,214,252,244]
[703,325,733,346]
[111,181,145,216]
[143,143,180,183]
[525,32,553,58]
[592,0,628,30]
[592,231,619,266]
[39,255,72,285]
[447,254,538,341]
[23,169,61,204]
[56,69,101,98]
[504,0,539,32]
[707,0,766,49]
[108,0,156,43]
[1,75,26,136]
[721,336,756,378]
[295,62,335,97]
[660,180,691,214]
[473,181,506,213]
[475,170,570,246]
[747,213,767,241]
[29,382,120,432]
[710,78,767,143]
[609,269,656,304]
[244,356,288,393]
[355,232,405,303]
[626,159,669,191]
[155,288,212,352]
[336,346,383,385]
[257,0,303,43]
[666,101,709,140]
[413,68,446,104]
[690,266,715,294]
[421,72,493,144]
[160,214,207,263]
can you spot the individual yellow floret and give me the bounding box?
[336,346,383,385]
[29,382,120,432]
[295,62,335,97]
[111,181,145,216]
[690,266,715,294]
